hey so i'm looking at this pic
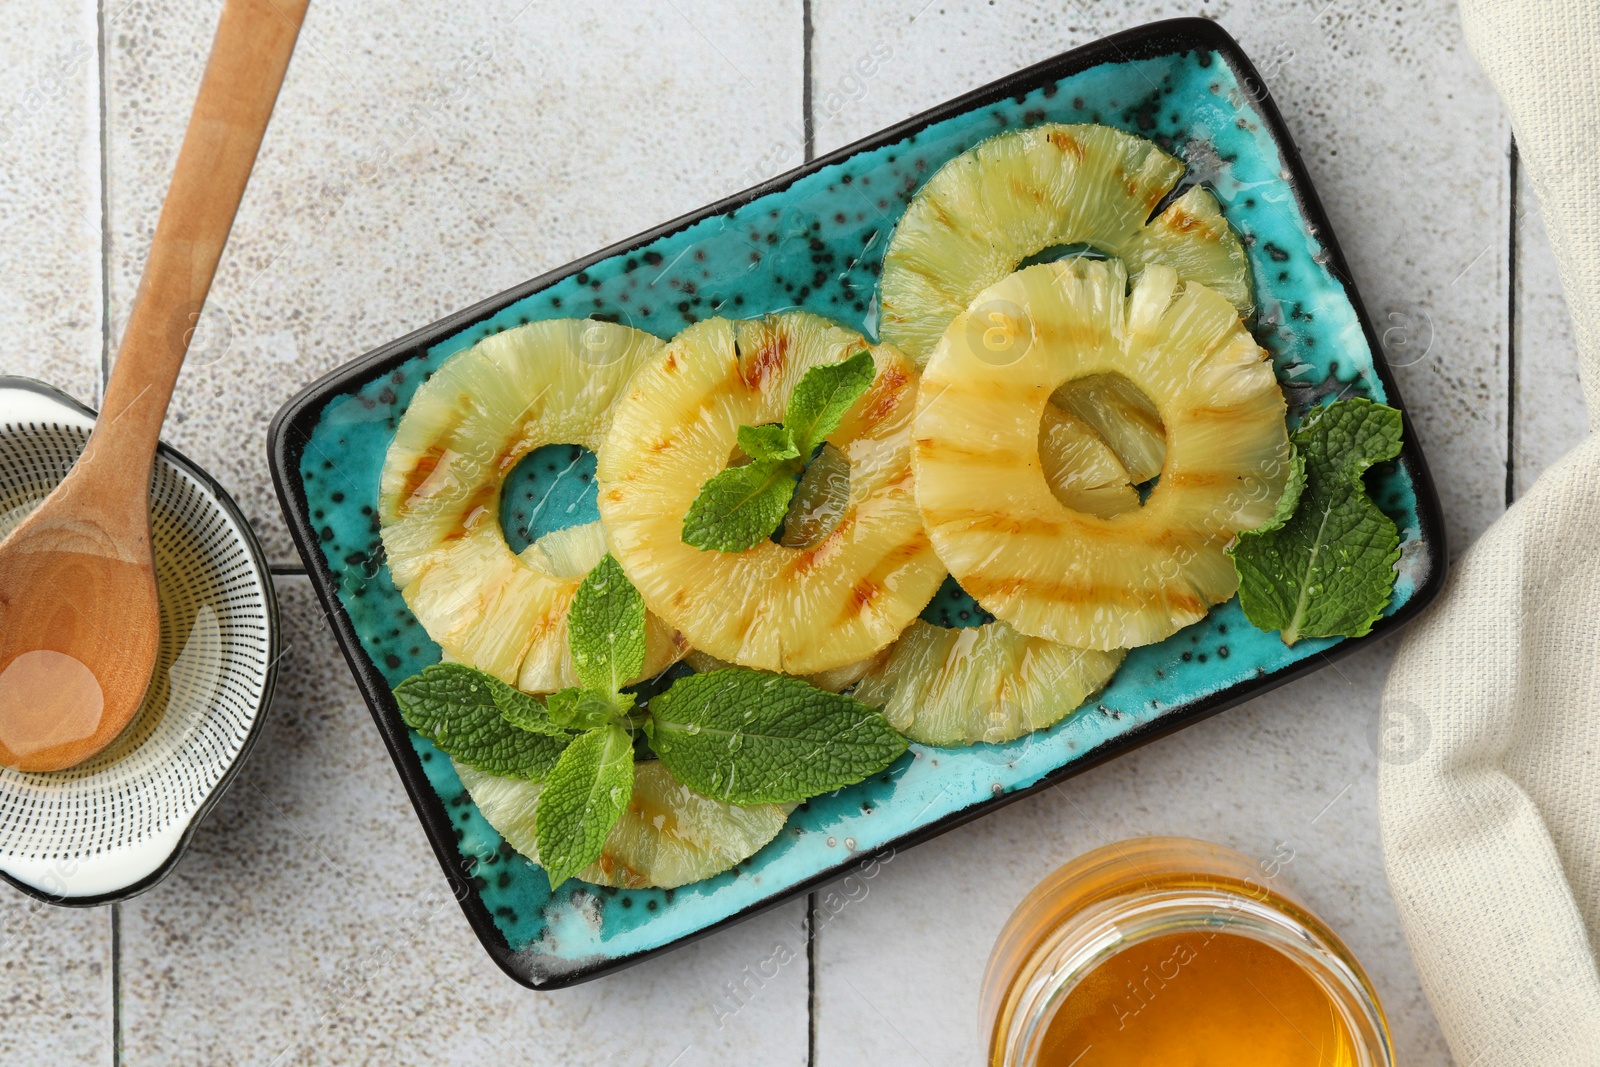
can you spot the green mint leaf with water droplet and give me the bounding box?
[546,686,634,730]
[649,668,907,805]
[492,680,573,737]
[395,663,573,780]
[1229,398,1403,645]
[534,724,635,889]
[785,349,875,456]
[738,423,800,463]
[567,553,647,695]
[681,459,799,552]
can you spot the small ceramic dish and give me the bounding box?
[268,18,1446,988]
[0,377,278,904]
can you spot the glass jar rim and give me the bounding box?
[983,838,1396,1067]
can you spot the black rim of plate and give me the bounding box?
[267,17,1449,989]
[0,375,282,908]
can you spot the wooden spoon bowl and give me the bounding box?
[0,0,307,772]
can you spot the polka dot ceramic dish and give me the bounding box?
[0,377,278,904]
[268,19,1445,988]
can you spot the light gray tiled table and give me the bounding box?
[0,1,1587,1064]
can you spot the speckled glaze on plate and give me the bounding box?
[268,18,1446,989]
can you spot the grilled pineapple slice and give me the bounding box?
[879,123,1253,364]
[456,759,788,890]
[853,620,1123,746]
[379,319,685,688]
[914,259,1290,651]
[597,312,946,675]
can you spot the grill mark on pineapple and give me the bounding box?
[1115,167,1145,203]
[1159,206,1220,240]
[630,788,682,840]
[1160,469,1231,490]
[925,507,1064,537]
[1008,175,1048,205]
[856,361,911,427]
[921,443,1039,472]
[964,573,1205,616]
[1046,128,1085,161]
[897,255,971,298]
[591,850,648,888]
[845,577,885,619]
[740,330,791,389]
[446,482,499,541]
[788,510,858,576]
[398,446,446,510]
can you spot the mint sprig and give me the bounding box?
[535,724,636,889]
[394,547,908,890]
[395,663,574,779]
[1229,398,1403,645]
[682,350,875,553]
[649,670,907,804]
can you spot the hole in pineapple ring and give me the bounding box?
[965,298,1034,367]
[498,442,599,554]
[1037,374,1168,517]
[1015,242,1111,271]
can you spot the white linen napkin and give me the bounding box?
[1379,1,1600,1062]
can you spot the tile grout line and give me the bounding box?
[110,901,122,1066]
[1505,136,1518,508]
[807,896,818,1067]
[801,7,817,1064]
[802,0,815,162]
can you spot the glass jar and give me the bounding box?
[980,836,1396,1066]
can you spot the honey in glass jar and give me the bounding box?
[980,837,1396,1067]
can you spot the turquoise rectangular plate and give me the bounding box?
[268,18,1446,988]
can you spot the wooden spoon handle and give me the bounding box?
[93,0,308,477]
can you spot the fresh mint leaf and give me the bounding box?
[1229,398,1403,645]
[534,724,635,889]
[681,460,798,553]
[1256,443,1306,534]
[547,686,632,730]
[493,681,572,737]
[785,350,875,456]
[567,553,647,694]
[738,423,799,463]
[395,663,572,780]
[649,668,907,804]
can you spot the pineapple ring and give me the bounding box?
[379,319,686,690]
[853,620,1124,747]
[880,122,1253,364]
[914,259,1290,651]
[456,759,790,890]
[597,311,947,675]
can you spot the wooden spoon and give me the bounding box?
[0,0,308,772]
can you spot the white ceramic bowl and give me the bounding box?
[0,377,278,903]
